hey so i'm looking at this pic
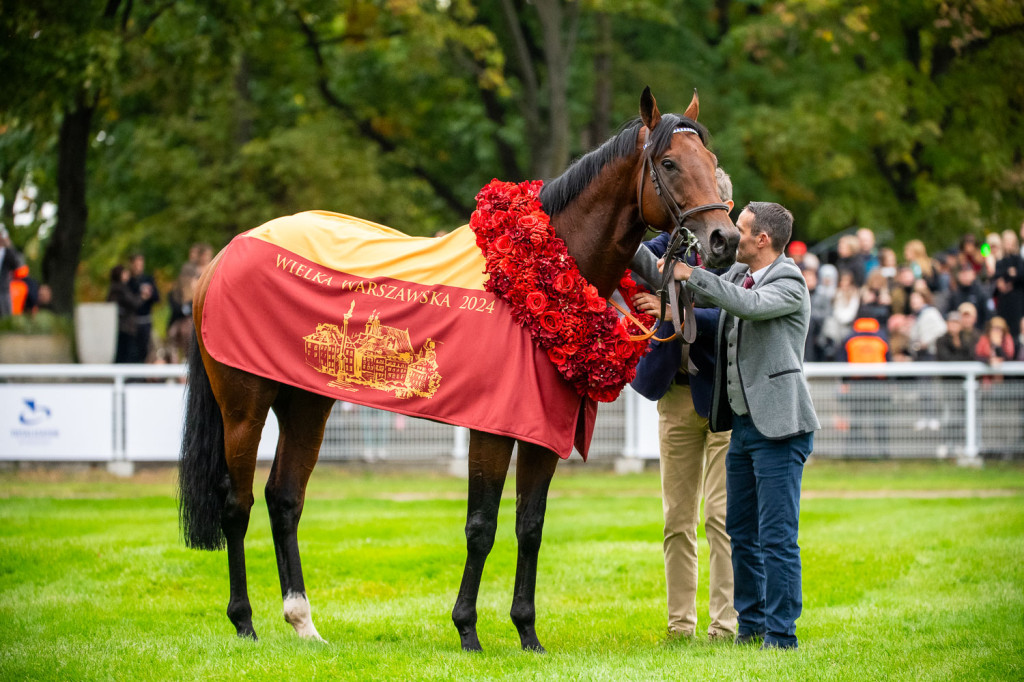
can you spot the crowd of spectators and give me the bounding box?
[797,224,1024,367]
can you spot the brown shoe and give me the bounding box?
[662,629,697,646]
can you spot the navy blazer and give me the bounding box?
[629,233,721,418]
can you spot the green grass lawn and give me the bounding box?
[1,460,1022,680]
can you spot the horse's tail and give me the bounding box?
[178,332,227,550]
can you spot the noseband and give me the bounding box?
[635,126,730,351]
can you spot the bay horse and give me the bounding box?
[178,87,739,651]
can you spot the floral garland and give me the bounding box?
[470,179,655,403]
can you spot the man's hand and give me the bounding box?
[632,292,671,321]
[657,257,694,281]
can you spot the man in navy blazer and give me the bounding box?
[670,201,819,649]
[628,167,737,642]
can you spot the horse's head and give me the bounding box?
[637,87,739,269]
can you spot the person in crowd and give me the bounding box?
[983,232,1003,281]
[1017,318,1024,361]
[974,316,1016,368]
[948,265,989,329]
[886,314,915,362]
[836,315,891,453]
[8,264,33,315]
[993,229,1024,340]
[810,264,837,360]
[903,239,937,291]
[669,201,819,650]
[958,234,984,273]
[837,317,889,363]
[877,247,898,282]
[907,289,947,360]
[801,265,825,361]
[107,265,142,363]
[35,283,53,312]
[801,251,820,273]
[931,253,956,310]
[166,262,200,362]
[856,269,892,326]
[836,235,865,286]
[857,228,879,274]
[127,252,159,363]
[956,302,980,336]
[936,311,976,362]
[0,226,25,319]
[629,167,737,642]
[889,266,917,316]
[188,242,215,277]
[823,270,860,353]
[786,240,808,269]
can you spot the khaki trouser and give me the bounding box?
[657,383,737,636]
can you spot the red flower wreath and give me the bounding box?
[470,179,656,402]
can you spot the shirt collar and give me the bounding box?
[747,264,770,285]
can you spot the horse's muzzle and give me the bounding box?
[707,227,739,266]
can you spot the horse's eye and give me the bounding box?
[661,158,676,171]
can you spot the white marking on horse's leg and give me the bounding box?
[283,591,325,641]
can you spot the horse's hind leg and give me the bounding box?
[265,387,334,641]
[452,430,514,652]
[510,441,559,652]
[215,372,279,639]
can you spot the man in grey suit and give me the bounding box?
[668,201,820,649]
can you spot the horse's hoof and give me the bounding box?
[236,628,258,641]
[522,642,546,654]
[459,635,483,652]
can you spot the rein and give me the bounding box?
[636,126,730,354]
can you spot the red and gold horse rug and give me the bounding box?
[201,211,597,458]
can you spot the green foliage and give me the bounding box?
[0,310,72,336]
[0,463,1022,679]
[1,0,1023,303]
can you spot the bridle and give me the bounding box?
[624,125,730,353]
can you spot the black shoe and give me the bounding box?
[735,632,764,645]
[761,639,797,650]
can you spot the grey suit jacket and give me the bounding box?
[686,254,821,439]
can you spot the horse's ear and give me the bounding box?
[684,89,699,121]
[640,86,661,130]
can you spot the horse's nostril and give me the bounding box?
[710,229,727,254]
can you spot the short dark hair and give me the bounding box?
[744,201,793,253]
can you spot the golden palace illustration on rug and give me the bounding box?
[303,302,442,399]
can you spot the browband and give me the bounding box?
[643,126,700,150]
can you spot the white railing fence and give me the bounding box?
[2,362,1022,470]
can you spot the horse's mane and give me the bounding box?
[539,114,709,216]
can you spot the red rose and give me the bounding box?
[526,291,548,314]
[547,347,568,366]
[587,295,606,313]
[615,339,635,359]
[552,271,577,294]
[493,234,513,255]
[538,310,563,333]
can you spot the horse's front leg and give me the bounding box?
[266,389,335,641]
[452,430,514,652]
[509,441,560,652]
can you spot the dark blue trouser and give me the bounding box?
[726,413,813,648]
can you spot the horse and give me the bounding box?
[178,87,739,652]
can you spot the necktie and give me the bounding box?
[742,273,755,289]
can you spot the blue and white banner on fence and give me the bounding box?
[1,385,115,460]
